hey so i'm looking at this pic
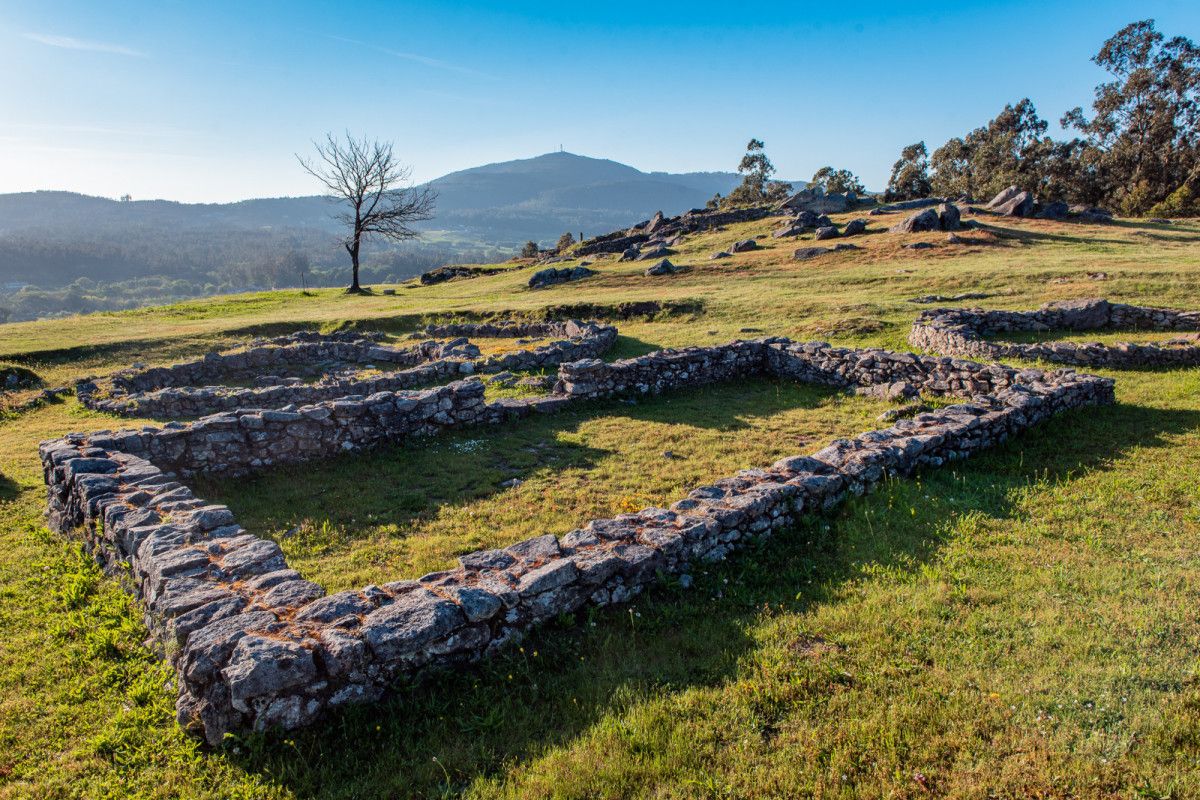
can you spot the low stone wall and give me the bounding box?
[910,298,1200,368]
[42,334,1113,745]
[108,331,397,394]
[79,323,616,418]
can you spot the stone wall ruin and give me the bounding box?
[910,298,1200,367]
[42,331,1113,745]
[76,322,616,419]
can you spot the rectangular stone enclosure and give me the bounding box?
[41,338,1113,744]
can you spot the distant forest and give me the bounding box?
[0,153,740,322]
[0,228,505,323]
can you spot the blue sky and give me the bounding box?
[1,0,1196,203]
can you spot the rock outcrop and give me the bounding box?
[528,266,596,289]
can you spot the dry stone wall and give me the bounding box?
[910,298,1200,368]
[77,323,616,419]
[42,334,1113,746]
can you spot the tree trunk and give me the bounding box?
[347,236,363,293]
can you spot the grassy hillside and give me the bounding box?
[1,211,1199,798]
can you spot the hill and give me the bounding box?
[0,152,751,321]
[2,210,1199,796]
[0,152,743,281]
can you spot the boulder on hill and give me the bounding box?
[730,239,758,253]
[710,250,732,259]
[644,258,684,276]
[995,191,1035,217]
[795,209,822,228]
[772,223,803,238]
[1036,200,1069,220]
[778,187,852,214]
[937,202,961,231]
[842,218,868,237]
[637,244,674,260]
[794,243,858,261]
[985,186,1023,209]
[1069,205,1114,223]
[814,226,839,241]
[890,208,941,234]
[528,266,596,289]
[986,186,1035,217]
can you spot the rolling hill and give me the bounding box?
[0,152,747,288]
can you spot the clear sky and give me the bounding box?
[1,0,1196,203]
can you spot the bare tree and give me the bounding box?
[298,133,437,293]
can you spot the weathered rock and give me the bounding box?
[936,203,961,231]
[224,636,318,711]
[890,209,940,233]
[814,226,839,241]
[729,239,757,253]
[1036,200,1069,219]
[793,247,836,260]
[986,186,1035,217]
[842,218,867,237]
[529,266,597,289]
[644,259,685,277]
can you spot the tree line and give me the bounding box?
[884,20,1198,215]
[704,20,1196,218]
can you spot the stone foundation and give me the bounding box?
[42,335,1113,745]
[77,323,616,418]
[910,298,1200,367]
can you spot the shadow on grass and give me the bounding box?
[197,378,832,559]
[0,472,20,502]
[207,388,1200,797]
[199,383,1200,796]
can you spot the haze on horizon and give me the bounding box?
[2,0,1197,204]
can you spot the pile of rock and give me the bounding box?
[419,265,508,285]
[528,266,596,289]
[982,186,1114,222]
[575,206,775,258]
[772,210,835,239]
[910,298,1200,367]
[890,203,962,234]
[42,333,1113,744]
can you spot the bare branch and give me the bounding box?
[296,133,438,290]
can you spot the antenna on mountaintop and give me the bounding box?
[559,144,563,153]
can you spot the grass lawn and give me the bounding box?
[2,213,1199,798]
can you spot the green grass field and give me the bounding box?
[2,212,1200,798]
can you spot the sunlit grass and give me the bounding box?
[0,214,1199,797]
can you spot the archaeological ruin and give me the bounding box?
[42,322,1115,744]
